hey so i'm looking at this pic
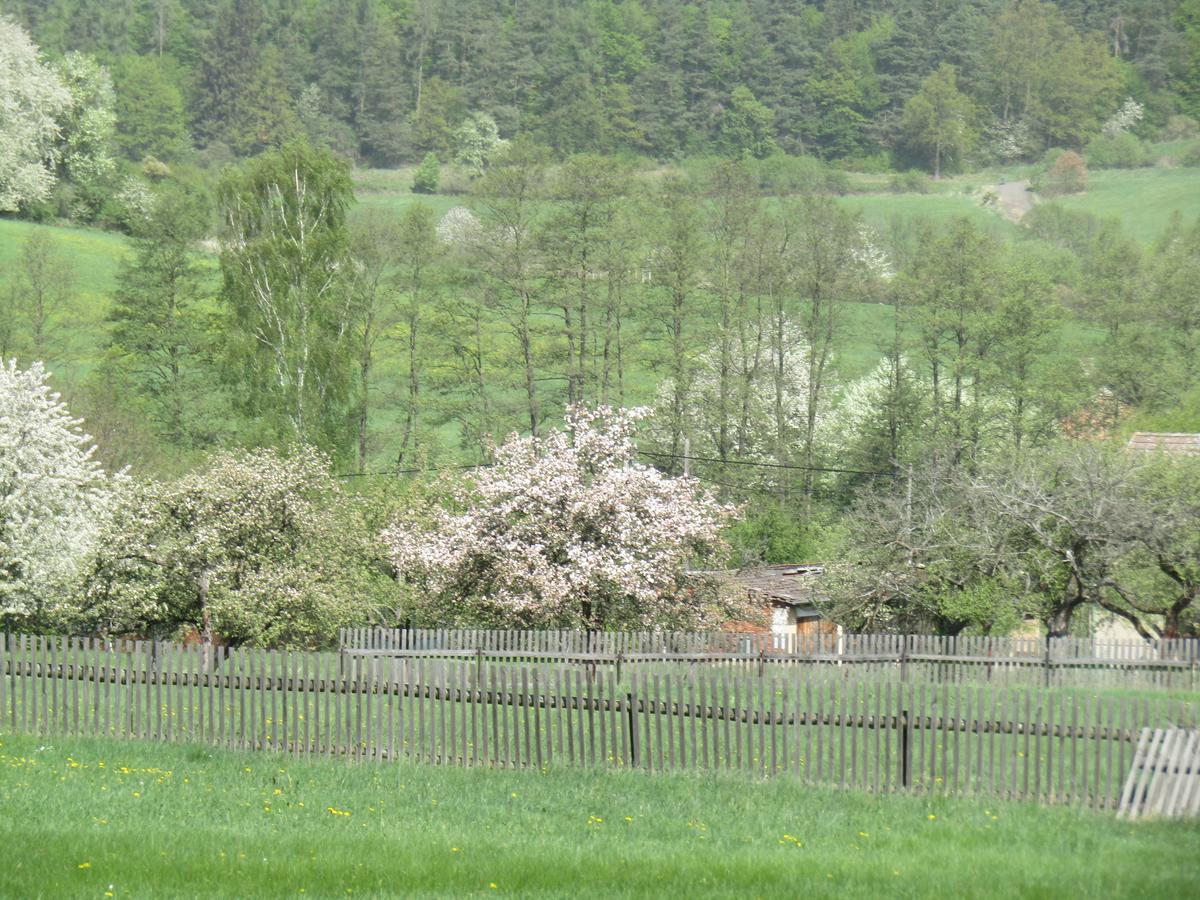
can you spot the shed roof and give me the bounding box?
[1125,432,1200,455]
[729,564,825,606]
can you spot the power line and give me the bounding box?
[636,448,895,478]
[337,462,492,479]
[339,449,894,481]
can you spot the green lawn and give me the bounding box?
[0,732,1195,898]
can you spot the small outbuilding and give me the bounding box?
[722,563,838,643]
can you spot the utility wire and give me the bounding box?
[338,448,894,481]
[636,448,895,478]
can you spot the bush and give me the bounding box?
[1183,144,1200,167]
[1035,149,1087,196]
[1085,133,1149,169]
[1163,115,1199,141]
[752,153,849,195]
[411,152,440,194]
[887,170,932,194]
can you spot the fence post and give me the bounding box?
[1043,636,1052,689]
[900,637,908,683]
[615,652,623,683]
[626,692,638,768]
[758,650,765,679]
[900,708,912,789]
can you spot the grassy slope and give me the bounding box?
[1051,167,1200,243]
[1,732,1196,899]
[0,218,128,383]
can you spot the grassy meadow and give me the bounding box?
[1,731,1196,898]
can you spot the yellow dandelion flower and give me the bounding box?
[78,862,91,869]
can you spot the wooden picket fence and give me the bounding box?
[3,633,1199,814]
[1118,728,1200,819]
[339,627,1200,690]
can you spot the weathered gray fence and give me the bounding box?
[3,633,1198,813]
[1118,728,1200,819]
[339,627,1200,690]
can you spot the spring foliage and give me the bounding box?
[384,406,741,629]
[0,360,120,627]
[0,18,70,211]
[80,446,391,646]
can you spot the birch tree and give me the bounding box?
[219,141,357,453]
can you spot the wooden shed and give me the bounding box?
[723,564,839,642]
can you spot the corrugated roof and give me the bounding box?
[1126,432,1200,455]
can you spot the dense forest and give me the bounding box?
[2,1,1200,642]
[4,0,1200,165]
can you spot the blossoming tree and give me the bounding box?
[0,360,120,628]
[80,446,393,647]
[383,406,743,629]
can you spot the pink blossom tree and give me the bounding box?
[383,406,743,629]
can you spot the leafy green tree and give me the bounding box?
[900,218,1001,464]
[898,64,975,177]
[1149,214,1200,390]
[53,51,117,220]
[474,136,550,437]
[542,154,629,406]
[218,141,356,454]
[453,111,505,176]
[106,181,215,445]
[12,229,75,366]
[111,54,190,160]
[986,0,1122,149]
[718,85,778,159]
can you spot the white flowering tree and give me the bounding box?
[80,446,393,647]
[0,360,120,629]
[436,205,483,246]
[1102,98,1144,138]
[383,406,743,629]
[0,18,70,211]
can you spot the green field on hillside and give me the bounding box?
[1051,167,1200,244]
[0,732,1195,898]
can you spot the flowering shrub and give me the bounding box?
[1102,98,1144,138]
[80,446,393,646]
[383,406,742,629]
[436,206,482,246]
[0,360,121,628]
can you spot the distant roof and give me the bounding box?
[729,564,825,606]
[1126,432,1200,455]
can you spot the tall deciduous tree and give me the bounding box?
[13,229,75,366]
[474,136,549,437]
[218,141,356,454]
[899,64,975,177]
